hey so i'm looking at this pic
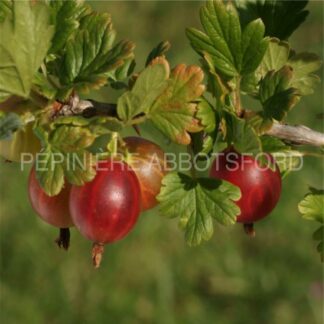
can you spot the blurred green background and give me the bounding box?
[0,1,323,323]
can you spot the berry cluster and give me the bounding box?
[28,137,168,268]
[28,137,282,268]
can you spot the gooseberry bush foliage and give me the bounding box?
[0,0,323,263]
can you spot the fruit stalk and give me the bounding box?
[55,228,71,250]
[243,223,256,237]
[92,243,105,268]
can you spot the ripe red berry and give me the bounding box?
[69,158,141,267]
[124,137,168,211]
[28,166,73,249]
[209,149,282,235]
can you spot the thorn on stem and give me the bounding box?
[55,228,70,250]
[133,125,141,136]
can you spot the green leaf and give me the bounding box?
[200,52,232,102]
[48,0,91,53]
[148,64,205,145]
[241,72,259,95]
[0,112,22,140]
[35,146,65,196]
[91,117,124,134]
[298,188,324,223]
[257,38,290,78]
[288,52,322,96]
[186,27,225,71]
[118,58,206,145]
[87,134,112,155]
[192,99,218,155]
[114,56,136,80]
[241,18,269,75]
[53,115,123,134]
[36,145,96,196]
[237,0,309,40]
[261,135,287,152]
[260,136,303,177]
[0,1,54,100]
[197,99,216,133]
[145,40,171,66]
[222,111,261,154]
[273,150,303,178]
[34,119,103,195]
[32,72,57,100]
[186,0,268,78]
[108,55,136,89]
[63,151,96,186]
[53,115,92,127]
[199,0,242,77]
[117,58,169,122]
[233,120,261,155]
[157,172,241,246]
[33,123,49,147]
[50,125,96,152]
[57,12,134,96]
[0,0,11,23]
[241,37,291,95]
[259,66,300,121]
[132,58,170,108]
[246,39,321,96]
[299,187,324,262]
[117,93,141,123]
[247,112,273,135]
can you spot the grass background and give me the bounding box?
[0,1,323,323]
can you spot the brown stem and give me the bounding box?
[76,99,324,148]
[92,242,105,268]
[266,123,324,147]
[55,228,70,250]
[243,223,255,237]
[82,100,118,118]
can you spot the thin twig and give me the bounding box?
[266,123,324,147]
[79,99,324,148]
